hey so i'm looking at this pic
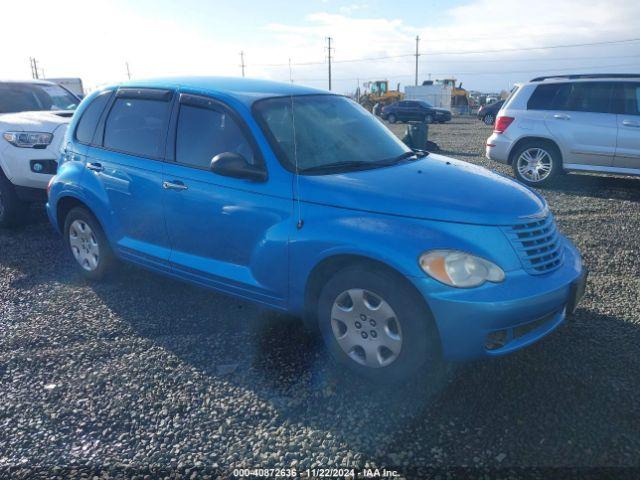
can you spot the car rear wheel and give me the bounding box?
[483,113,495,125]
[64,207,114,280]
[317,265,441,383]
[512,141,561,187]
[387,113,397,124]
[0,174,27,228]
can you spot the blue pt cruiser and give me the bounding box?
[47,77,586,382]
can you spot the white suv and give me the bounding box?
[0,80,78,227]
[486,74,640,186]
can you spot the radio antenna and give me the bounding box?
[290,94,303,229]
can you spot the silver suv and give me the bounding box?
[486,74,640,186]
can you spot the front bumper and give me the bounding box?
[411,239,584,361]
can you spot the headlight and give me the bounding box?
[3,131,53,148]
[419,250,505,288]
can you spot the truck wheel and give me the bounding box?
[317,265,441,383]
[0,174,27,228]
[64,207,114,280]
[387,114,397,124]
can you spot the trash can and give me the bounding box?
[402,121,429,150]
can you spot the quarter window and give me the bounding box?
[175,103,255,169]
[104,97,172,158]
[75,91,113,144]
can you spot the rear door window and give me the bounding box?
[175,98,256,169]
[563,82,614,113]
[104,93,172,158]
[75,91,113,144]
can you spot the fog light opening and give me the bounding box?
[32,162,44,173]
[485,329,508,350]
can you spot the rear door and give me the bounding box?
[85,88,173,271]
[613,82,640,170]
[396,101,413,121]
[537,82,617,167]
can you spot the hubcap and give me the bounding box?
[517,148,552,182]
[69,220,100,272]
[330,288,402,368]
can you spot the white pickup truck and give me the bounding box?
[0,80,79,227]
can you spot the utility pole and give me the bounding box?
[29,57,40,79]
[125,61,131,80]
[414,35,420,86]
[288,58,293,83]
[240,51,246,77]
[327,37,333,91]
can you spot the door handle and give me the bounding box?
[553,113,571,120]
[86,162,104,172]
[622,119,640,128]
[162,180,188,191]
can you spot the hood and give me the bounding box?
[298,154,547,226]
[0,110,72,133]
[433,107,451,113]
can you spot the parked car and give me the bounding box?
[0,80,79,227]
[381,100,452,124]
[486,73,640,186]
[47,77,586,382]
[477,99,504,125]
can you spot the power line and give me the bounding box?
[249,37,640,68]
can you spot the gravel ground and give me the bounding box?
[1,117,639,479]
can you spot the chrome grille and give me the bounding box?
[505,215,564,274]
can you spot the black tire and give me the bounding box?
[0,173,28,228]
[63,206,114,280]
[424,114,433,124]
[511,140,561,187]
[483,113,495,125]
[317,265,441,383]
[387,113,397,124]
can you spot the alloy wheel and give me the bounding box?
[330,288,403,368]
[516,147,553,183]
[483,114,495,125]
[69,219,100,271]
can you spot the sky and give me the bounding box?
[2,0,640,94]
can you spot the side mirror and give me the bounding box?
[210,152,267,182]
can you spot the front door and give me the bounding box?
[162,93,291,308]
[614,82,640,170]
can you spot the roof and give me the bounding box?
[528,73,640,84]
[117,76,330,106]
[0,79,58,86]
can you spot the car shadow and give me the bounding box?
[86,263,640,469]
[543,173,640,203]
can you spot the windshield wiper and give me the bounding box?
[299,160,379,174]
[376,150,428,166]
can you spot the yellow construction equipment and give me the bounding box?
[358,80,403,111]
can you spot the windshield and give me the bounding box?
[419,101,433,108]
[0,82,79,114]
[253,95,411,173]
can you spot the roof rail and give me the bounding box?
[530,73,640,82]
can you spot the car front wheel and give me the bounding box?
[424,114,433,124]
[317,265,440,382]
[512,141,561,187]
[64,207,114,280]
[387,113,397,124]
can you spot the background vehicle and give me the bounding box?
[48,78,584,383]
[486,74,640,186]
[358,80,403,111]
[45,77,85,98]
[381,100,452,124]
[0,80,78,227]
[477,99,504,125]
